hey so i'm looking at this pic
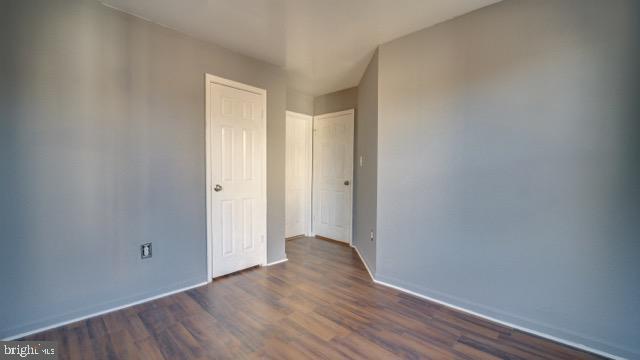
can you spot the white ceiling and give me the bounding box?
[101,0,501,96]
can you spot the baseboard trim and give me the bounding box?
[351,245,375,280]
[350,245,623,360]
[2,280,208,341]
[265,258,288,266]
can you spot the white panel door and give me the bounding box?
[285,111,312,238]
[207,77,266,278]
[312,110,354,243]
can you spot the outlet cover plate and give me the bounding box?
[141,243,152,259]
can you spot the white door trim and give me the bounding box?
[285,111,313,237]
[315,109,355,119]
[312,109,355,245]
[205,73,267,282]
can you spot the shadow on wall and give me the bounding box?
[314,87,358,115]
[1,0,288,339]
[1,0,209,333]
[376,0,640,358]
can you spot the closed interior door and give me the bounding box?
[207,76,266,278]
[285,111,312,238]
[312,110,354,243]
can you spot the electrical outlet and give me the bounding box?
[370,231,374,241]
[141,243,152,259]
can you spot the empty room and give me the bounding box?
[1,0,639,359]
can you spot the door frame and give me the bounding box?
[205,73,267,281]
[312,109,355,245]
[285,111,314,238]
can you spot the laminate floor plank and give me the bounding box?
[20,237,606,359]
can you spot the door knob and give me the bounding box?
[344,180,350,186]
[214,184,223,192]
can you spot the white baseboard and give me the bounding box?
[374,279,624,360]
[349,244,623,360]
[2,280,208,341]
[265,257,288,266]
[351,245,375,280]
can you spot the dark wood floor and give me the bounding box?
[23,237,605,359]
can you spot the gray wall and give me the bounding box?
[286,88,314,116]
[376,0,640,358]
[313,87,358,115]
[0,0,286,339]
[353,50,378,274]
